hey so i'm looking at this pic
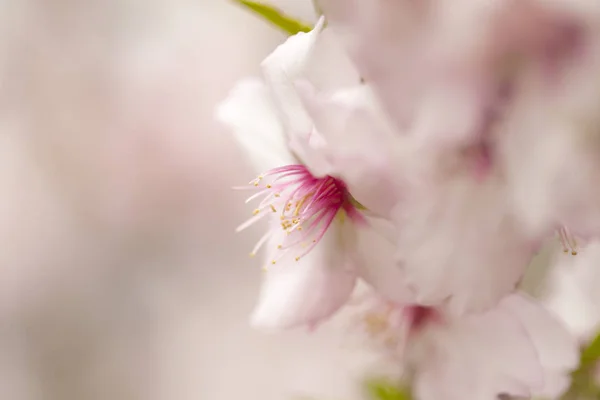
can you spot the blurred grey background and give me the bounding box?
[0,1,374,399]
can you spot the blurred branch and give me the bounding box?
[231,0,313,35]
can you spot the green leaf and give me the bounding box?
[365,379,412,400]
[580,331,600,369]
[560,331,600,400]
[232,1,313,35]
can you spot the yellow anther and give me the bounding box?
[297,226,303,231]
[295,257,300,261]
[277,244,282,249]
[364,313,388,335]
[266,184,272,189]
[572,251,578,256]
[270,205,277,213]
[274,193,280,197]
[271,260,276,265]
[253,209,260,215]
[249,252,256,258]
[294,195,309,216]
[383,336,400,348]
[249,175,263,185]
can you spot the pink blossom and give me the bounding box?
[320,0,585,150]
[319,0,600,239]
[499,5,600,238]
[317,0,600,314]
[217,19,407,330]
[386,133,537,315]
[353,292,578,400]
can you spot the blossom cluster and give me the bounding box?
[217,1,600,399]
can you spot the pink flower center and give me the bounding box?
[358,301,440,357]
[235,164,364,267]
[404,305,438,334]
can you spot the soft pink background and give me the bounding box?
[0,1,376,399]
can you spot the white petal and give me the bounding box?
[319,0,428,131]
[260,17,325,136]
[352,217,414,304]
[502,294,578,398]
[250,219,357,331]
[302,27,361,91]
[286,126,333,178]
[392,170,535,315]
[258,19,361,179]
[296,82,401,217]
[500,26,600,237]
[502,110,600,238]
[413,295,545,400]
[504,294,579,371]
[216,78,293,173]
[544,240,600,342]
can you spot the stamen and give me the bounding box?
[558,226,578,255]
[236,164,364,263]
[289,210,338,261]
[235,212,267,232]
[356,300,438,359]
[245,189,270,203]
[250,231,272,257]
